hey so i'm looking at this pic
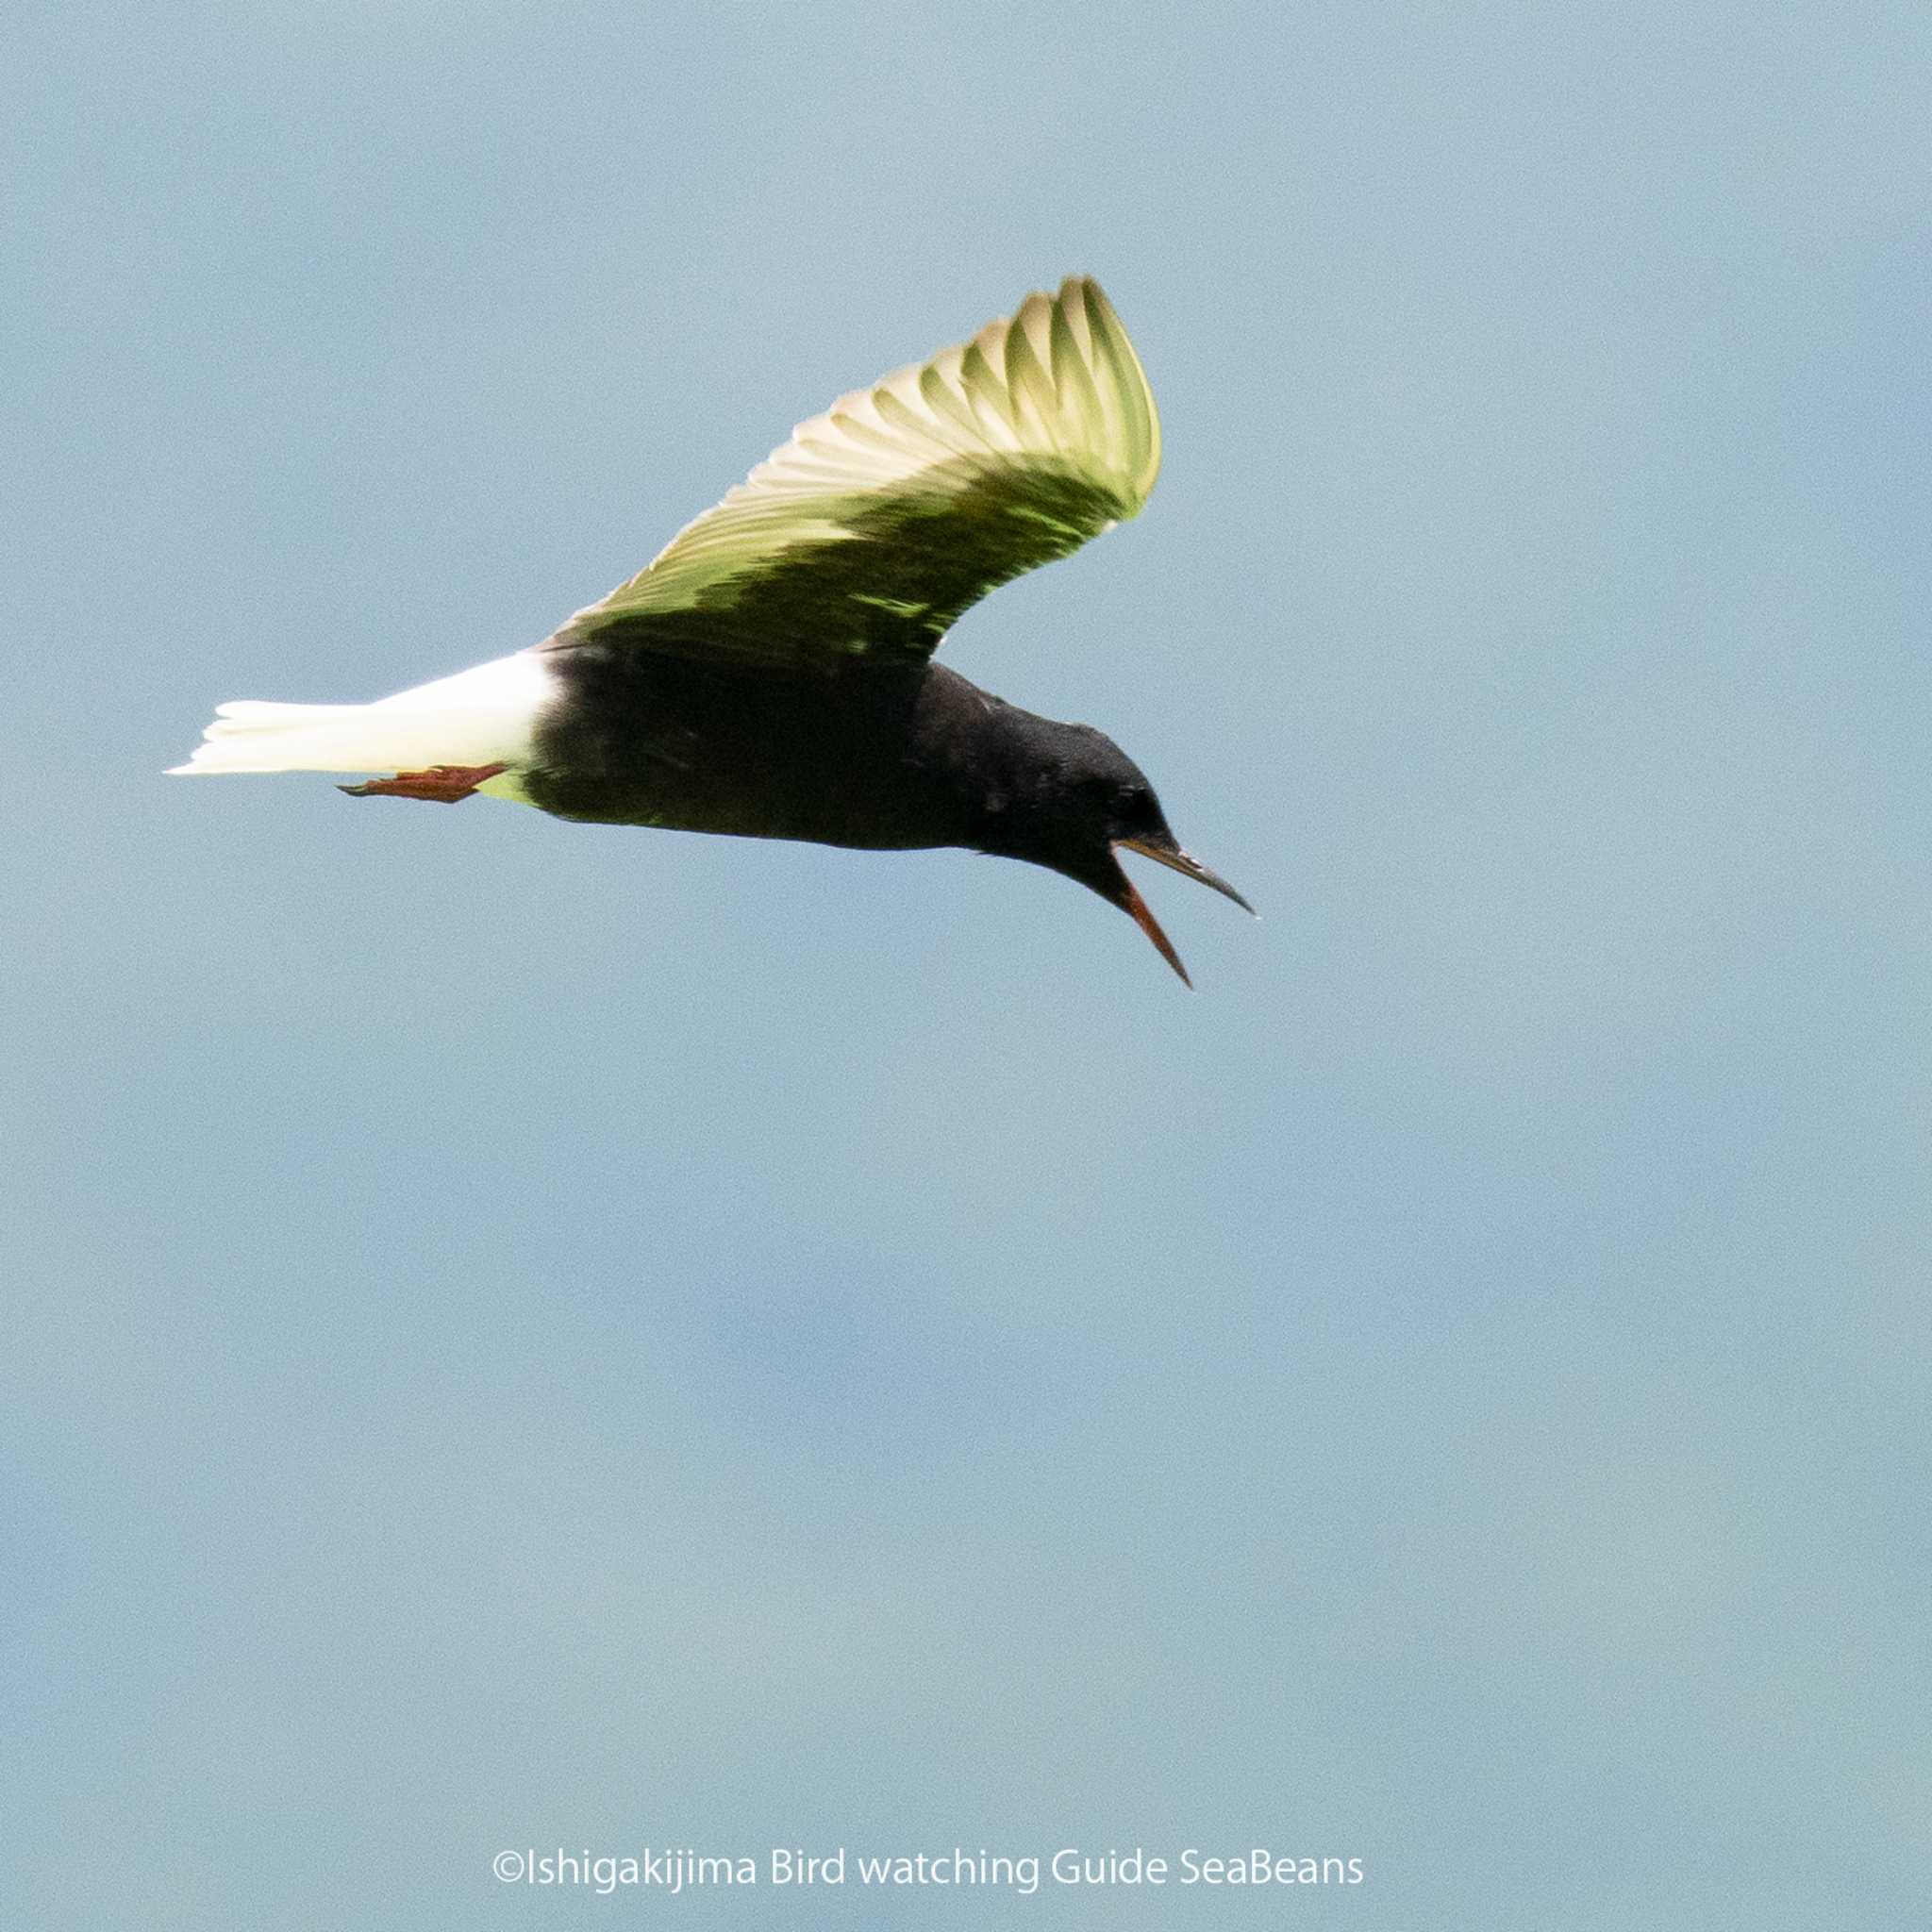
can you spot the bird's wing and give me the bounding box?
[541,276,1159,667]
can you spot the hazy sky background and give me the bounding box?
[6,3,1929,1925]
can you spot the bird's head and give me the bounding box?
[1005,724,1253,986]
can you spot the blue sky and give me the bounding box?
[6,3,1929,1925]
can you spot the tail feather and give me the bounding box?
[167,652,554,777]
[167,702,390,774]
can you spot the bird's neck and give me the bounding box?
[907,666,1091,871]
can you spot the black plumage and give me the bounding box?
[171,276,1250,981]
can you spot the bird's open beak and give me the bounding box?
[1113,837,1256,986]
[1117,837,1256,915]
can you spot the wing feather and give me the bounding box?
[544,275,1160,666]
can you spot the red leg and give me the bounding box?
[339,762,510,804]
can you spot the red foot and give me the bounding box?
[339,762,509,804]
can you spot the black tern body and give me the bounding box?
[171,276,1250,981]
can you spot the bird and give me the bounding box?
[170,275,1251,983]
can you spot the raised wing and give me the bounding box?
[542,275,1159,667]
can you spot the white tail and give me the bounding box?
[167,652,556,778]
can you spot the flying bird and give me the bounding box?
[170,275,1251,982]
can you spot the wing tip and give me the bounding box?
[1050,274,1161,508]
